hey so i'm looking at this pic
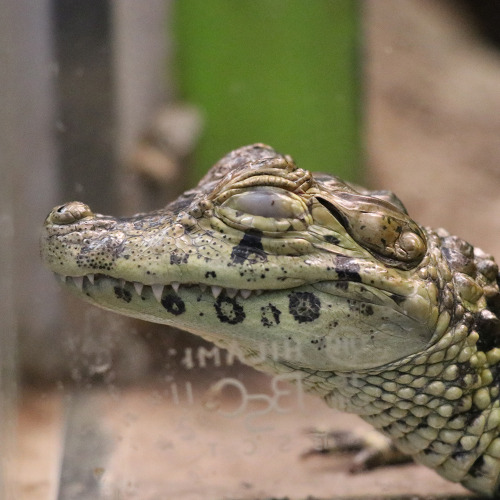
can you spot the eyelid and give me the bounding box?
[220,188,307,219]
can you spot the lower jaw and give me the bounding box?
[57,273,427,373]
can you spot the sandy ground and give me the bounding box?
[15,383,469,500]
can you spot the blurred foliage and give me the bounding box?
[173,0,361,183]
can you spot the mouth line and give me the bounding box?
[54,272,265,301]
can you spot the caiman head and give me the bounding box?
[40,144,495,380]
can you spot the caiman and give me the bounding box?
[40,144,500,496]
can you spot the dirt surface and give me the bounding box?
[15,385,468,500]
[15,391,63,499]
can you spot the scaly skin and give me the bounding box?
[41,144,500,495]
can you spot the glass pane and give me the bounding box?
[13,1,500,499]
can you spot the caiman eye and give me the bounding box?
[316,194,427,270]
[216,188,310,232]
[223,189,304,218]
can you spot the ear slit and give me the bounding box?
[316,197,349,230]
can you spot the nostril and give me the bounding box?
[48,201,93,225]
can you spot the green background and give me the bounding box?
[174,0,361,182]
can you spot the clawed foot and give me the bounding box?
[302,428,412,472]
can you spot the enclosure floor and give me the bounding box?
[15,385,468,500]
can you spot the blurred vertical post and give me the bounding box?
[9,0,62,384]
[0,0,60,496]
[1,0,62,493]
[113,0,171,164]
[112,0,175,214]
[53,0,116,214]
[174,0,361,182]
[0,40,17,495]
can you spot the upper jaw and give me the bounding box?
[41,198,428,311]
[42,219,422,302]
[53,272,266,302]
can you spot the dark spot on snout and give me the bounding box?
[161,293,186,316]
[170,252,189,265]
[230,232,267,265]
[324,235,340,245]
[261,303,281,327]
[214,296,245,324]
[288,292,321,323]
[361,304,374,316]
[334,256,362,282]
[391,294,406,306]
[114,286,132,303]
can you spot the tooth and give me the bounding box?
[133,282,144,296]
[86,274,95,285]
[151,284,164,302]
[118,278,126,288]
[199,284,207,292]
[240,289,252,299]
[226,288,237,298]
[56,273,67,283]
[211,286,222,299]
[255,289,263,296]
[171,282,180,293]
[72,276,84,291]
